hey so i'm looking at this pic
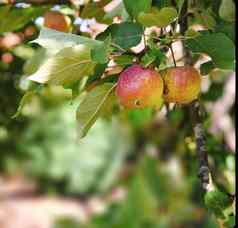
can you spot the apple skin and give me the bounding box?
[116,64,164,109]
[163,66,201,104]
[1,52,14,64]
[24,25,37,37]
[44,11,71,32]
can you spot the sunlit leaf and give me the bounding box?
[138,7,178,27]
[32,28,103,54]
[194,9,216,30]
[28,45,96,85]
[76,83,116,138]
[23,48,51,75]
[91,36,111,64]
[219,0,235,22]
[12,91,36,119]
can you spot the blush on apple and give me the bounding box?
[116,64,164,109]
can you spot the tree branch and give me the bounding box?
[190,101,211,191]
[179,0,211,192]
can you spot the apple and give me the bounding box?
[1,52,14,64]
[0,33,22,49]
[163,66,201,104]
[43,11,71,32]
[24,25,37,38]
[116,64,164,109]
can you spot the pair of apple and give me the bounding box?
[116,64,201,109]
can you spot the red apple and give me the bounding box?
[116,64,164,109]
[1,52,14,64]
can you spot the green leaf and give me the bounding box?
[200,61,215,75]
[215,22,235,42]
[152,0,172,9]
[185,28,200,38]
[219,0,235,22]
[86,63,108,86]
[98,22,143,50]
[114,54,134,66]
[53,217,80,228]
[23,48,51,75]
[81,2,111,24]
[205,188,233,219]
[12,91,36,119]
[141,47,166,67]
[128,108,153,128]
[63,81,81,99]
[224,215,236,228]
[194,9,216,30]
[32,28,103,54]
[81,2,104,19]
[28,45,96,85]
[76,83,116,138]
[123,0,152,18]
[176,0,185,15]
[0,6,49,33]
[138,7,178,27]
[12,45,35,60]
[110,22,143,50]
[91,36,111,64]
[186,33,235,70]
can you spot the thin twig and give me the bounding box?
[110,43,127,53]
[169,45,177,67]
[179,0,193,66]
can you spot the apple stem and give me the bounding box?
[169,44,177,67]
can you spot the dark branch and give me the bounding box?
[179,0,211,191]
[169,44,177,67]
[190,101,211,191]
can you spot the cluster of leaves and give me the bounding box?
[18,0,235,140]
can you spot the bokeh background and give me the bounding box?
[0,1,235,228]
